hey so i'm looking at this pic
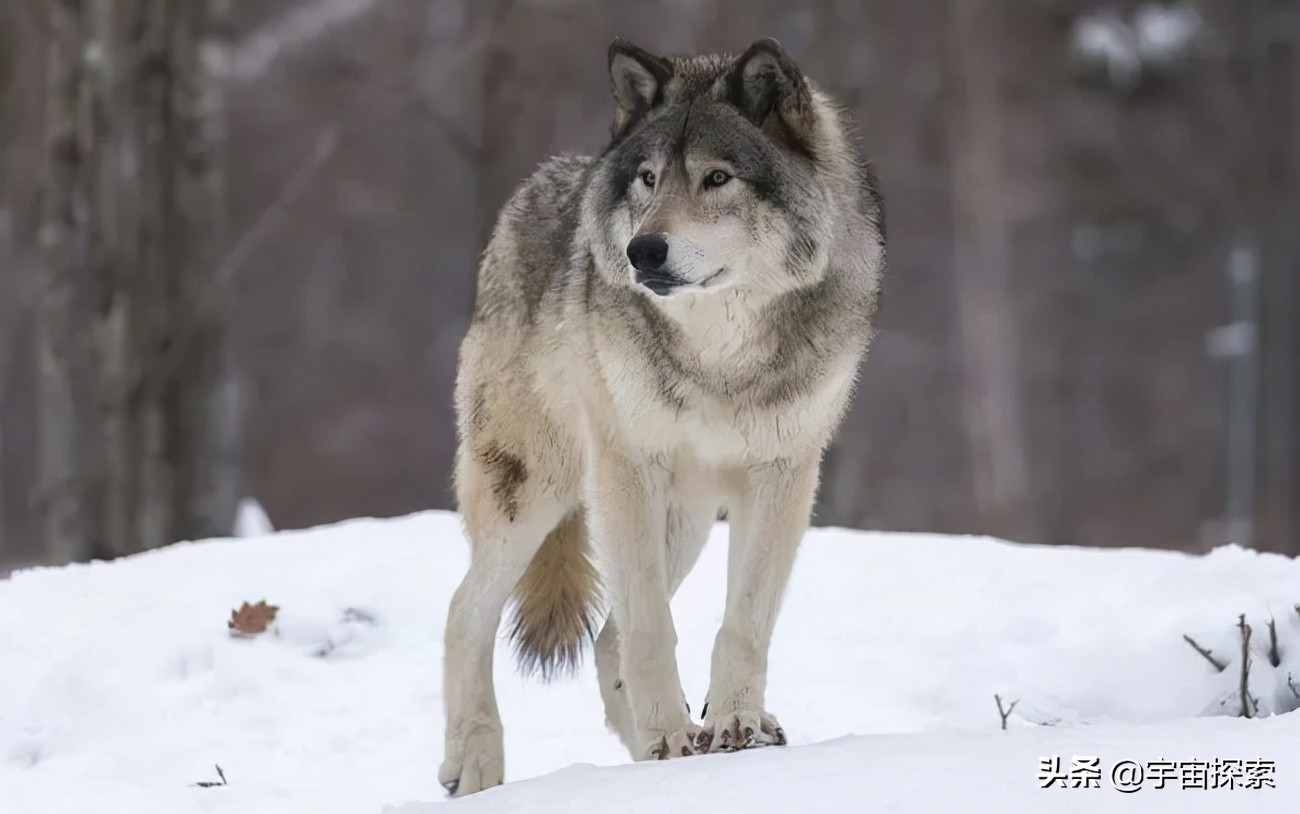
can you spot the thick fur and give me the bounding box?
[440,38,884,796]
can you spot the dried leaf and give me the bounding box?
[227,600,279,638]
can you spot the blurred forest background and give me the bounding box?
[1,0,1298,569]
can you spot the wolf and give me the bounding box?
[439,38,884,796]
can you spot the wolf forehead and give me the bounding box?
[653,52,739,97]
[604,105,788,192]
[610,101,784,168]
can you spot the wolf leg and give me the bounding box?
[595,498,714,755]
[594,618,637,753]
[701,456,819,752]
[439,472,566,796]
[588,448,707,759]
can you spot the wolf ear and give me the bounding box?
[725,38,815,154]
[608,38,674,136]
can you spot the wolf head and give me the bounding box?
[586,38,876,303]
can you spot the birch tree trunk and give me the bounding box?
[37,0,239,564]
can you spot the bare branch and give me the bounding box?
[1237,614,1255,718]
[416,105,487,164]
[136,5,498,402]
[135,127,337,400]
[223,0,378,83]
[329,20,497,159]
[994,694,1018,731]
[1183,634,1228,672]
[1267,615,1280,667]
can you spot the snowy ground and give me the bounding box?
[2,511,1298,813]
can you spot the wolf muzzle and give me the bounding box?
[627,233,685,296]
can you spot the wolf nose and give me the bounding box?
[627,234,669,273]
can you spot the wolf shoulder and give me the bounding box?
[472,154,595,326]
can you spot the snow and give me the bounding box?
[1069,2,1203,89]
[2,511,1298,813]
[233,497,275,537]
[400,718,1300,814]
[1133,3,1204,68]
[1071,11,1142,90]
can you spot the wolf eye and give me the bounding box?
[639,169,656,189]
[703,170,732,189]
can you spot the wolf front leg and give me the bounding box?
[587,447,704,760]
[595,496,717,755]
[701,456,819,752]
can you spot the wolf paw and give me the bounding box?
[439,718,504,797]
[644,724,712,760]
[701,708,786,753]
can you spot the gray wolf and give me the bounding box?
[439,37,885,796]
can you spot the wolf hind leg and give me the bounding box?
[439,458,569,797]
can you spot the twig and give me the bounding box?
[193,764,227,788]
[1183,634,1228,672]
[994,694,1018,731]
[1237,614,1255,719]
[1267,615,1280,667]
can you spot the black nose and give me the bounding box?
[627,234,669,273]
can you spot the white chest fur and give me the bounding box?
[586,290,857,466]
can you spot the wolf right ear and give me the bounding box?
[608,38,674,136]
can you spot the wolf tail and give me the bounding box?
[507,509,601,679]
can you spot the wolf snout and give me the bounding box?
[627,233,683,295]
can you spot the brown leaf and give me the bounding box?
[227,600,279,638]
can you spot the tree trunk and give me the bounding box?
[947,0,1030,537]
[1258,12,1299,555]
[37,0,239,564]
[37,0,100,564]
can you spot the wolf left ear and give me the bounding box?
[725,38,816,154]
[608,38,674,136]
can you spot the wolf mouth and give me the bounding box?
[635,267,725,297]
[698,267,725,287]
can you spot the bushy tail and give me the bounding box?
[507,509,601,679]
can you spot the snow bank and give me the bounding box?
[2,511,1298,813]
